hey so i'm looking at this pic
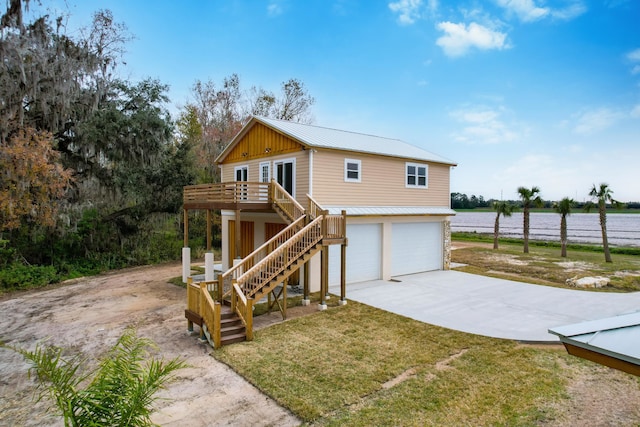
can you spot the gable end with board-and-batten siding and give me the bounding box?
[220,122,302,164]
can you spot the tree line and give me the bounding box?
[491,185,622,263]
[0,2,315,290]
[451,192,638,210]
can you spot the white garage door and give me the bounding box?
[391,222,442,276]
[329,223,382,285]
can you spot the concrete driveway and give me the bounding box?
[330,270,640,342]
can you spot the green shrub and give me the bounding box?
[0,263,59,291]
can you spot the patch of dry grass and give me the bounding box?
[452,243,640,292]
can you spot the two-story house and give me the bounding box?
[183,116,456,347]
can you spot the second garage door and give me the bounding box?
[391,222,442,276]
[329,223,382,285]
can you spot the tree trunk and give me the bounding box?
[523,207,530,253]
[560,214,567,258]
[599,204,612,263]
[493,214,500,250]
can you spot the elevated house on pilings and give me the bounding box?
[183,116,457,348]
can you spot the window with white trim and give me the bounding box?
[234,165,248,182]
[405,163,428,188]
[344,158,361,182]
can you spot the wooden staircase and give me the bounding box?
[185,181,346,349]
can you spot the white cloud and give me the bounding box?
[573,108,625,134]
[632,65,640,75]
[436,21,509,57]
[495,0,549,22]
[267,1,283,17]
[628,48,640,62]
[449,106,523,144]
[495,0,586,22]
[388,0,423,25]
[550,2,588,20]
[631,105,640,119]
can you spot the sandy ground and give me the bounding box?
[0,263,301,427]
[1,260,640,426]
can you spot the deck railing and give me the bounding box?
[186,279,201,315]
[324,214,347,240]
[184,182,270,206]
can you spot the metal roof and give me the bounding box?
[324,206,456,216]
[219,116,456,166]
[548,311,640,367]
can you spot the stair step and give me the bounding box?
[221,333,247,345]
[221,324,246,336]
[221,317,243,328]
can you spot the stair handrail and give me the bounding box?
[199,282,221,348]
[271,179,305,222]
[306,194,324,220]
[231,282,254,341]
[236,216,324,300]
[218,215,307,301]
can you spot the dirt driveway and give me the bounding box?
[0,263,300,427]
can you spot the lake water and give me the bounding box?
[451,212,640,247]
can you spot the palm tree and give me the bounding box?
[517,186,543,253]
[492,201,516,250]
[6,327,185,427]
[586,183,620,263]
[553,197,575,257]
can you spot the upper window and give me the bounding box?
[234,165,248,182]
[406,163,428,188]
[344,159,361,183]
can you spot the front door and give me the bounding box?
[274,159,294,196]
[235,165,248,199]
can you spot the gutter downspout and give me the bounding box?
[308,149,314,197]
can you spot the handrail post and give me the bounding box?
[341,209,347,239]
[246,298,254,341]
[322,210,328,238]
[231,279,238,312]
[217,275,224,302]
[213,301,221,348]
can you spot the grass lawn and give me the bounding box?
[214,299,605,425]
[211,240,640,425]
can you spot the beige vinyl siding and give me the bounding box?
[221,151,309,206]
[311,150,451,207]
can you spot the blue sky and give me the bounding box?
[35,0,640,202]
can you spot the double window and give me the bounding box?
[344,158,361,183]
[406,163,428,188]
